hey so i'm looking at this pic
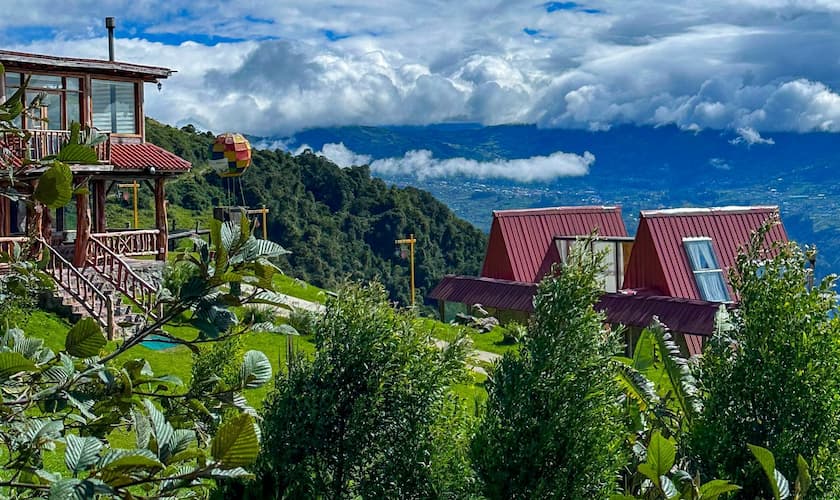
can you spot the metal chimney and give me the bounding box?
[105,17,116,61]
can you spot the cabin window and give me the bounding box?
[91,80,136,134]
[5,73,82,130]
[683,237,731,302]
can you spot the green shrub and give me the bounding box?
[691,226,840,498]
[473,241,626,499]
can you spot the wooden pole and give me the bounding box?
[261,204,268,240]
[154,178,167,261]
[73,188,90,267]
[93,180,106,233]
[394,234,417,307]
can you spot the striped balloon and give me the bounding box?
[209,133,252,177]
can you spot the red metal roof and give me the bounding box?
[110,143,191,172]
[428,275,537,313]
[596,292,731,338]
[481,206,628,283]
[623,206,787,300]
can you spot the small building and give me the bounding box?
[596,206,788,355]
[0,37,192,336]
[430,206,630,323]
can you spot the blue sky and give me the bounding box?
[4,0,840,142]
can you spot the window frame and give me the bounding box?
[682,237,732,302]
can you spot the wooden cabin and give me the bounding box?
[0,48,192,337]
[597,206,788,355]
[429,206,630,323]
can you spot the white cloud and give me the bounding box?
[8,1,840,136]
[307,143,595,182]
[729,126,775,145]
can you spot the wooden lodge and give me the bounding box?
[429,205,789,357]
[0,46,192,337]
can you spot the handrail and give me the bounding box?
[0,236,28,255]
[0,129,110,163]
[85,236,159,320]
[39,238,115,339]
[91,230,161,257]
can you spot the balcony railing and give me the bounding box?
[91,230,161,257]
[0,129,110,165]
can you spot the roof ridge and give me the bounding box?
[641,205,779,218]
[493,205,620,217]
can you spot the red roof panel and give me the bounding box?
[596,292,731,337]
[428,275,537,312]
[110,143,191,172]
[481,206,628,282]
[623,206,787,300]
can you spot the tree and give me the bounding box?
[472,241,626,499]
[0,71,294,496]
[236,283,477,499]
[691,221,840,498]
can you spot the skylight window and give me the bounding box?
[683,237,731,302]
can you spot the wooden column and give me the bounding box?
[93,180,106,233]
[73,189,91,267]
[154,178,167,261]
[41,206,52,241]
[0,197,8,236]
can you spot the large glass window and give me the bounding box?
[4,73,81,130]
[683,238,731,302]
[92,79,136,134]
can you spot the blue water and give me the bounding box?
[141,334,178,351]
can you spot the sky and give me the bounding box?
[4,1,840,146]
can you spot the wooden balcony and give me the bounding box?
[0,129,110,164]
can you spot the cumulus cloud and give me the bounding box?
[308,143,595,182]
[9,1,840,136]
[729,126,775,146]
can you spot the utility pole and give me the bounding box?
[395,234,417,307]
[118,180,139,228]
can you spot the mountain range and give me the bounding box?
[269,124,840,280]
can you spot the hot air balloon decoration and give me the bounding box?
[209,133,252,177]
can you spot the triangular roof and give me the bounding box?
[622,206,788,300]
[481,206,628,282]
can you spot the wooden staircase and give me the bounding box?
[40,238,160,339]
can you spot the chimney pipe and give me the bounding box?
[105,17,116,61]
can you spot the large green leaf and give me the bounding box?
[65,318,106,358]
[614,361,659,411]
[48,478,94,500]
[57,144,99,164]
[632,328,656,371]
[646,431,676,478]
[211,413,260,468]
[698,479,741,499]
[795,455,811,498]
[132,408,151,449]
[64,434,103,474]
[0,351,36,379]
[143,400,174,461]
[749,444,790,500]
[239,350,272,389]
[34,162,73,209]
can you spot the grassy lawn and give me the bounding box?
[274,274,328,304]
[418,317,518,357]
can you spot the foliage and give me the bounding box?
[472,241,626,499]
[612,431,740,500]
[749,444,811,500]
[691,221,840,498]
[286,308,319,337]
[500,321,527,344]
[145,118,488,306]
[0,201,290,495]
[230,283,477,499]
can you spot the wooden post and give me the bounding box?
[394,234,417,307]
[74,189,90,267]
[154,178,167,261]
[93,180,106,233]
[0,197,8,236]
[41,206,52,241]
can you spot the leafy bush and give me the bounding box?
[691,223,840,498]
[473,241,626,499]
[286,308,319,336]
[236,283,477,498]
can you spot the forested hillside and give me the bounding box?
[146,119,487,305]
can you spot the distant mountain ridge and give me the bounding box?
[271,124,840,279]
